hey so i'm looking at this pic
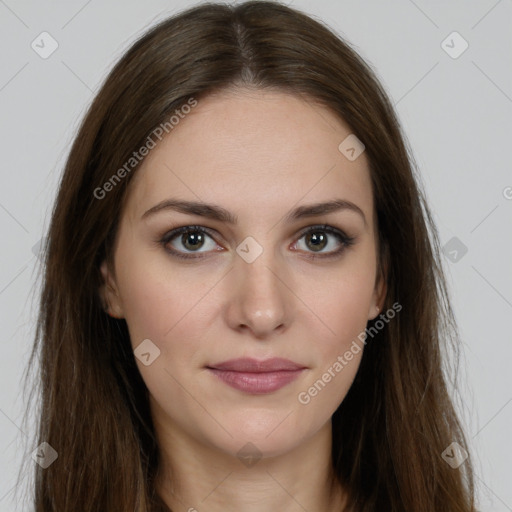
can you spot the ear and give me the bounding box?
[368,257,388,321]
[99,259,124,319]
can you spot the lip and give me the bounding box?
[208,357,305,372]
[206,358,307,394]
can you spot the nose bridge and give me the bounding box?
[228,239,290,336]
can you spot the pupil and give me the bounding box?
[180,231,328,252]
[307,232,326,251]
[183,232,204,250]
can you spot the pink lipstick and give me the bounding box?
[206,357,306,394]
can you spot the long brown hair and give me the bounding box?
[21,1,476,510]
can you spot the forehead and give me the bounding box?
[123,88,374,227]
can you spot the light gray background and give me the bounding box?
[0,0,511,510]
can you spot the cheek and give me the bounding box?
[117,267,173,349]
[116,234,377,380]
[109,232,378,454]
[298,250,377,403]
[307,256,377,348]
[115,253,216,426]
[115,244,214,350]
[296,284,369,419]
[321,277,374,347]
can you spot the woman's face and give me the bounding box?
[101,88,385,461]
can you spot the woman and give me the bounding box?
[25,1,476,510]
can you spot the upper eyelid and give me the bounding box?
[162,223,347,238]
[161,224,352,249]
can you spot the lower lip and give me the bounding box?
[207,368,305,394]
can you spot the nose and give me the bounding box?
[225,248,291,339]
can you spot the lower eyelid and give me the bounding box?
[160,225,354,258]
[163,229,218,254]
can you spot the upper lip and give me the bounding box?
[207,357,306,372]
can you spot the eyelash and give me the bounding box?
[159,224,356,261]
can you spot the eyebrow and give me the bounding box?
[141,198,366,226]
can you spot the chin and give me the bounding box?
[204,412,312,460]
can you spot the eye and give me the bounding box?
[160,225,221,259]
[159,224,355,260]
[293,224,355,259]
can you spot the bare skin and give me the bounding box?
[101,87,386,512]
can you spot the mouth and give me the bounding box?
[206,357,307,394]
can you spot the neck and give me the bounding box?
[154,420,347,512]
